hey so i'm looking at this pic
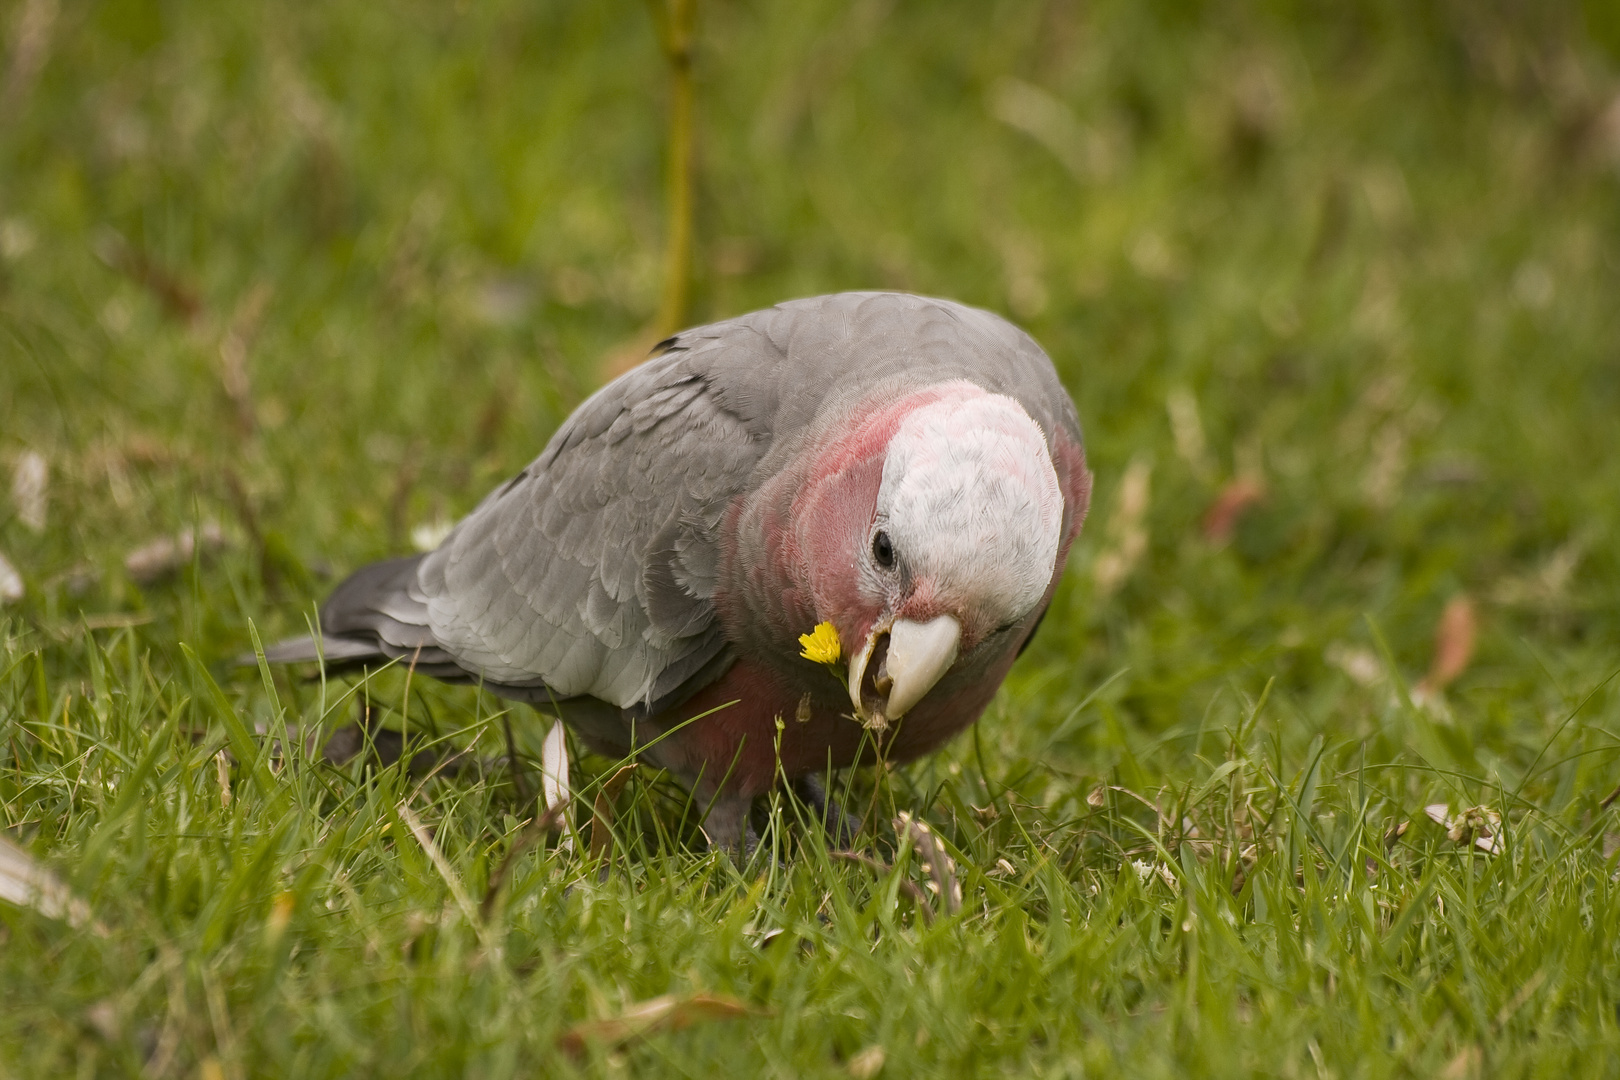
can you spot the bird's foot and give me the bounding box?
[700,794,761,864]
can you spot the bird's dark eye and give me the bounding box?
[871,530,896,569]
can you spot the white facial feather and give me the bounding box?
[876,387,1063,624]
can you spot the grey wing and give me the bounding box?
[414,337,772,716]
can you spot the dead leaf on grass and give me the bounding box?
[0,835,104,933]
[1383,821,1409,849]
[589,763,639,861]
[557,993,757,1057]
[1325,642,1383,687]
[85,999,120,1041]
[1202,476,1265,544]
[1490,537,1585,609]
[10,450,46,532]
[847,1044,887,1078]
[1441,1044,1482,1080]
[125,522,226,583]
[1416,594,1476,696]
[1165,386,1214,481]
[0,550,22,605]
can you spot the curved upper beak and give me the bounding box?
[847,614,962,728]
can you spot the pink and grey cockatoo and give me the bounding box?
[262,292,1091,849]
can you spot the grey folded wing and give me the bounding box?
[408,331,777,715]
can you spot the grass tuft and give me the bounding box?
[3,1,1620,1074]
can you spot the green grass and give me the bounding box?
[3,1,1620,1075]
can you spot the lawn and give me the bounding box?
[3,1,1620,1075]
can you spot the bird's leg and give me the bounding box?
[503,712,533,811]
[700,792,759,863]
[793,772,861,849]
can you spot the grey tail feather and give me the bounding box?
[246,553,566,699]
[244,553,441,671]
[242,634,385,667]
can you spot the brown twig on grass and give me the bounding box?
[218,283,274,439]
[646,0,697,337]
[1202,476,1266,543]
[557,993,757,1058]
[93,229,203,326]
[223,467,275,592]
[387,441,422,552]
[479,797,571,921]
[588,763,641,861]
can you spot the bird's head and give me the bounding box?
[793,381,1065,727]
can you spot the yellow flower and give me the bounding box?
[798,621,842,666]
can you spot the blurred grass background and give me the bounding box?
[2,0,1620,1075]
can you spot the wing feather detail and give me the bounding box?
[418,343,769,709]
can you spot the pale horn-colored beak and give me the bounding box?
[847,615,962,728]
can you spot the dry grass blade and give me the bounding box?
[557,992,756,1057]
[1165,385,1214,480]
[396,801,481,930]
[0,549,23,605]
[93,228,203,325]
[830,850,935,924]
[588,763,640,861]
[0,835,103,934]
[1092,457,1151,597]
[647,0,697,338]
[896,811,961,915]
[0,0,56,115]
[10,449,47,532]
[218,282,273,438]
[988,77,1097,182]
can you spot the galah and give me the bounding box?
[261,292,1092,850]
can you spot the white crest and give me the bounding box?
[877,386,1063,623]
